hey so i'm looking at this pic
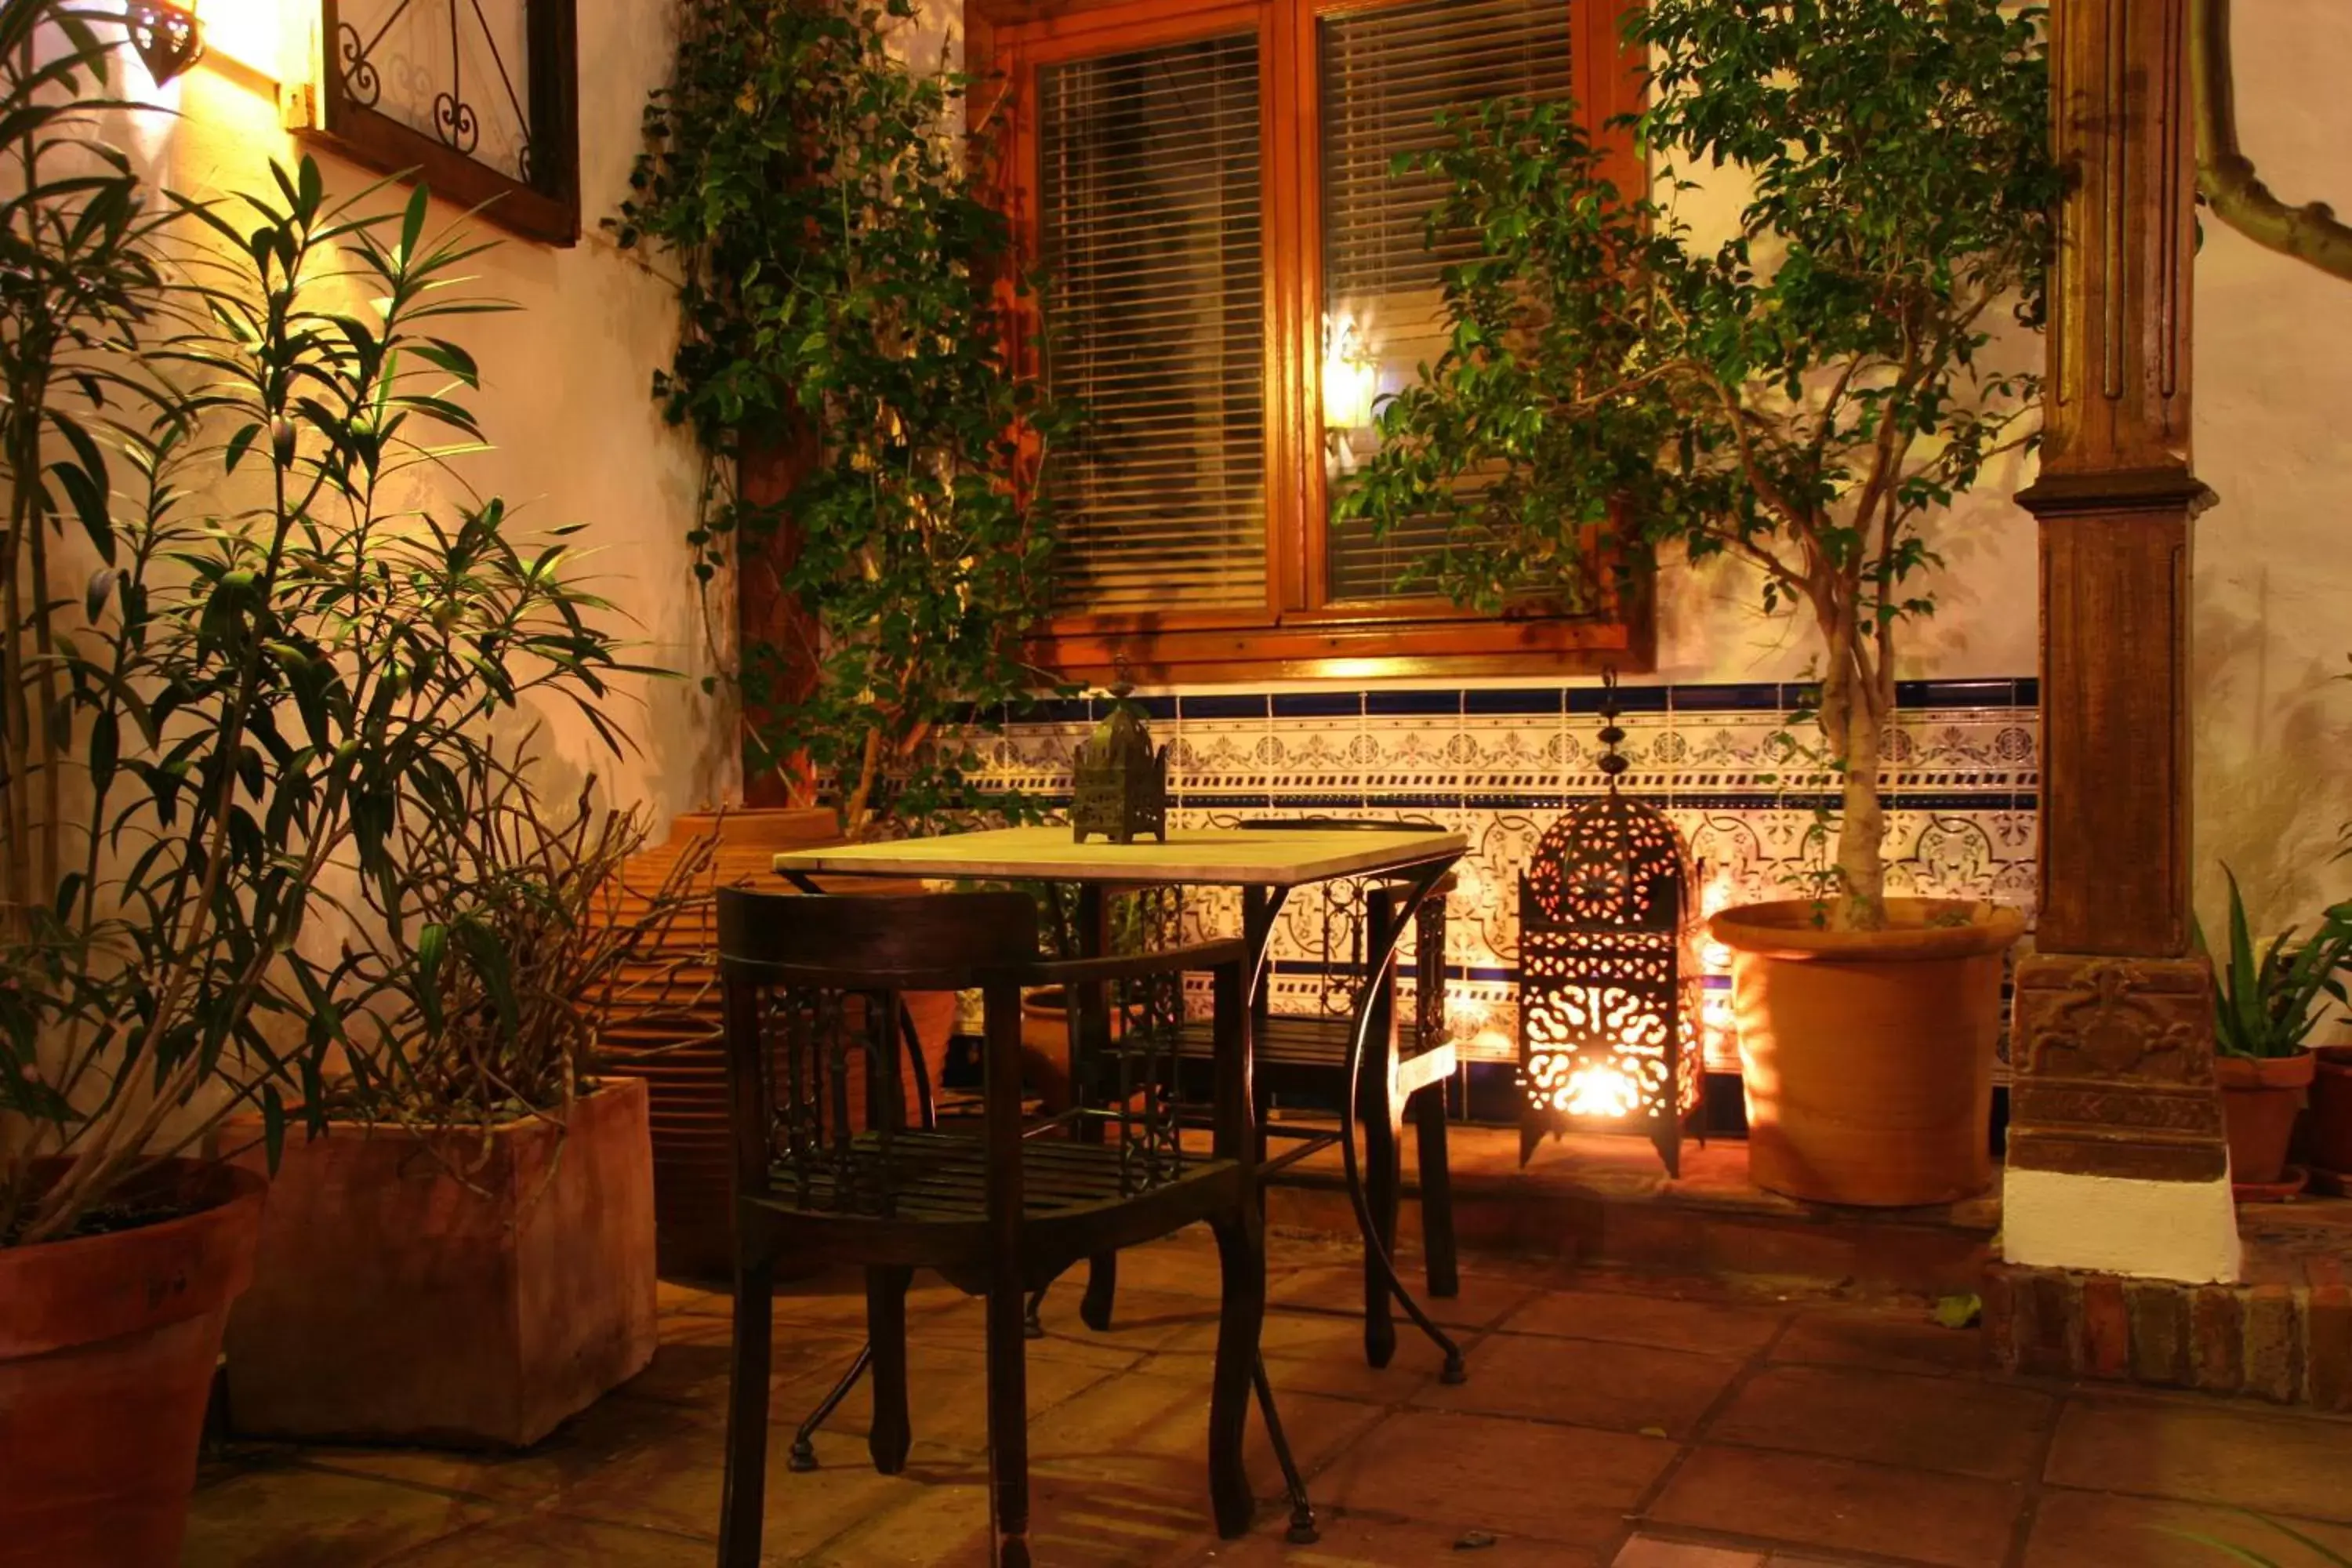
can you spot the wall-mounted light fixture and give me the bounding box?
[123,2,205,86]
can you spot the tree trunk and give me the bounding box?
[1832,695,1888,931]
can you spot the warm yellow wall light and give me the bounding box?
[1321,314,1379,434]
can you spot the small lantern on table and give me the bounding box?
[1517,673,1704,1174]
[1071,685,1169,844]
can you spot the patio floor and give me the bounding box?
[186,1229,2352,1567]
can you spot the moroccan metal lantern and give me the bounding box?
[1070,685,1168,844]
[1517,674,1704,1174]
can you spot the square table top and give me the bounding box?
[771,823,1467,888]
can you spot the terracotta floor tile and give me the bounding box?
[182,1465,495,1567]
[630,1317,869,1411]
[1182,1515,1602,1566]
[1149,1312,1465,1405]
[1649,1446,2024,1568]
[1613,1535,1769,1566]
[768,1336,1128,1455]
[1026,1360,1387,1504]
[1704,1363,2055,1480]
[1269,1261,1541,1331]
[2024,1487,2352,1568]
[1316,1408,1675,1546]
[1025,1284,1229,1350]
[1771,1307,1985,1377]
[297,1396,711,1509]
[804,1468,1210,1567]
[376,1512,716,1566]
[542,1421,924,1557]
[2044,1396,2352,1523]
[1414,1325,1744,1438]
[1500,1289,1788,1357]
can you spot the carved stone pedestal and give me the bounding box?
[2003,953,2241,1283]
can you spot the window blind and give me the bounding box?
[1322,0,1573,602]
[1039,34,1267,614]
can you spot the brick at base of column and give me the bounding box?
[1984,1261,2336,1408]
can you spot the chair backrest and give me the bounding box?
[1236,818,1451,1036]
[717,887,1042,1215]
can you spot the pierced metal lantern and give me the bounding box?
[1071,686,1168,844]
[1518,674,1704,1175]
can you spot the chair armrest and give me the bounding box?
[1027,938,1249,987]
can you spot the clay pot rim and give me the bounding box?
[2214,1048,2318,1088]
[0,1156,264,1265]
[1710,898,2027,963]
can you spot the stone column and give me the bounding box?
[2006,0,2238,1282]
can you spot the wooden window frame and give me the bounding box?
[303,0,581,247]
[975,0,1649,684]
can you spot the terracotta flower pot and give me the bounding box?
[2215,1050,2316,1192]
[2310,1047,2352,1180]
[221,1078,657,1448]
[1712,898,2026,1207]
[594,808,960,1279]
[0,1160,267,1568]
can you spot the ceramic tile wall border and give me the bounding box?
[951,678,2039,1073]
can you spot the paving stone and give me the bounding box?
[803,1468,1208,1567]
[1701,1363,2055,1481]
[181,1465,496,1567]
[1150,1307,1462,1404]
[300,1394,710,1509]
[1649,1446,2024,1568]
[1613,1535,1769,1566]
[2023,1486,2352,1567]
[1269,1261,1541,1331]
[1414,1323,1744,1438]
[1770,1306,1984,1377]
[768,1335,1130,1455]
[378,1512,717,1566]
[1180,1515,1602,1566]
[2044,1394,2352,1523]
[1498,1289,1786,1357]
[1315,1408,1674,1547]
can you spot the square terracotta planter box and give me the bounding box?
[221,1076,658,1448]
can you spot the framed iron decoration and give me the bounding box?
[1517,673,1704,1175]
[306,0,579,245]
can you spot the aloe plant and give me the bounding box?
[2195,869,2352,1061]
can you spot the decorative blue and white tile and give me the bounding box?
[950,677,2040,1075]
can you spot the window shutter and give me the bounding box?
[1321,0,1573,602]
[1038,34,1267,614]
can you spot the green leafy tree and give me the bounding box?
[1341,0,2058,928]
[617,0,1074,836]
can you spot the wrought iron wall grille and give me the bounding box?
[307,0,579,246]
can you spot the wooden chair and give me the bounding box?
[715,887,1265,1568]
[1061,819,1460,1373]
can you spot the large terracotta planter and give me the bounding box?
[0,1160,267,1568]
[1712,898,2026,1207]
[595,808,959,1279]
[2310,1047,2352,1179]
[221,1078,657,1447]
[2216,1050,2315,1192]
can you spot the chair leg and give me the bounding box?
[1413,1081,1460,1300]
[1207,1210,1264,1539]
[1080,1250,1117,1333]
[866,1266,913,1475]
[1361,1105,1402,1370]
[788,1342,871,1472]
[718,1247,775,1568]
[985,1278,1033,1567]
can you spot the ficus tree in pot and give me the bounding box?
[1340,0,2058,933]
[1339,0,2056,1207]
[615,0,1075,837]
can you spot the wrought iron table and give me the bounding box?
[772,823,1470,1539]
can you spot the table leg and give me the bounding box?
[1075,884,1120,1332]
[1340,858,1467,1384]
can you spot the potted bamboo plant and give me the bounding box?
[0,9,637,1555]
[2199,870,2352,1199]
[1339,0,2056,1205]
